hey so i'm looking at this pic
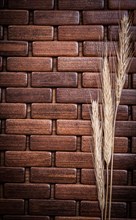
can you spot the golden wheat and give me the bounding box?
[90,14,131,220]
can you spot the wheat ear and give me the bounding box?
[108,14,132,220]
[91,100,105,220]
[102,54,114,166]
[101,48,114,220]
[115,15,131,108]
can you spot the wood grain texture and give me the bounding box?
[0,103,26,119]
[30,135,76,151]
[58,0,104,10]
[0,10,28,24]
[57,120,92,135]
[8,26,53,41]
[4,184,50,199]
[83,10,127,24]
[81,136,128,153]
[0,72,27,87]
[31,104,77,119]
[109,0,136,9]
[5,151,51,167]
[32,72,77,87]
[108,26,136,41]
[6,88,52,103]
[55,184,97,200]
[33,41,78,56]
[29,199,76,216]
[83,41,117,56]
[82,72,128,88]
[81,169,128,185]
[58,57,102,72]
[6,119,52,134]
[56,152,93,168]
[8,0,54,9]
[0,134,26,151]
[58,26,104,41]
[57,88,136,104]
[7,57,52,71]
[34,11,79,25]
[0,199,24,215]
[31,168,76,183]
[0,41,28,56]
[0,167,25,183]
[82,104,129,120]
[80,201,127,217]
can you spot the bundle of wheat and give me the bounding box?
[90,15,132,220]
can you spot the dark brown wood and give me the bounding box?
[34,11,79,25]
[6,119,52,134]
[29,199,76,216]
[83,10,128,24]
[6,88,52,103]
[58,26,104,40]
[8,26,53,41]
[5,151,51,167]
[0,103,26,119]
[0,167,25,182]
[4,183,50,199]
[32,72,77,87]
[8,0,54,9]
[0,41,28,56]
[0,10,28,24]
[0,72,27,87]
[7,57,52,71]
[30,135,76,151]
[0,199,24,215]
[0,134,26,151]
[58,0,104,10]
[31,104,77,119]
[31,168,76,183]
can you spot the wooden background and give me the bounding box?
[0,0,136,219]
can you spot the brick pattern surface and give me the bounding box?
[0,0,136,219]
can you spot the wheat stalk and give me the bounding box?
[91,100,105,220]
